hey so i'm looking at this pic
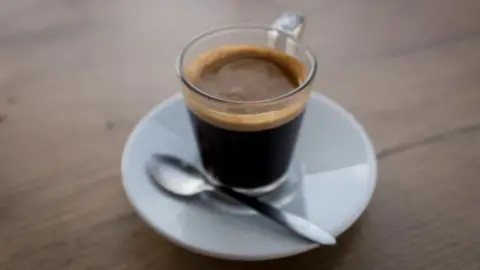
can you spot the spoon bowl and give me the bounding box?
[146,154,213,196]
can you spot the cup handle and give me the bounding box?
[268,12,305,56]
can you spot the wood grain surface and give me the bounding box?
[1,0,480,269]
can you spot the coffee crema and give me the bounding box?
[184,45,310,132]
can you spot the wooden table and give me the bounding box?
[1,0,479,269]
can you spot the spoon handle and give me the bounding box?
[215,186,336,246]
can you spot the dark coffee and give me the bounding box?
[188,110,305,188]
[184,45,309,190]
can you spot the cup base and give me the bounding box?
[206,171,290,196]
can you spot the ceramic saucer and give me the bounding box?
[121,93,377,260]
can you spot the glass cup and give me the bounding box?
[177,12,317,195]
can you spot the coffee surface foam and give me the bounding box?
[184,45,310,131]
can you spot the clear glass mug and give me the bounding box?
[177,12,316,195]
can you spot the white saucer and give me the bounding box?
[121,93,377,261]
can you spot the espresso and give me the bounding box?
[183,45,310,190]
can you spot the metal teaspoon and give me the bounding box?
[146,154,336,246]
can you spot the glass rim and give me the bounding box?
[176,24,317,105]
